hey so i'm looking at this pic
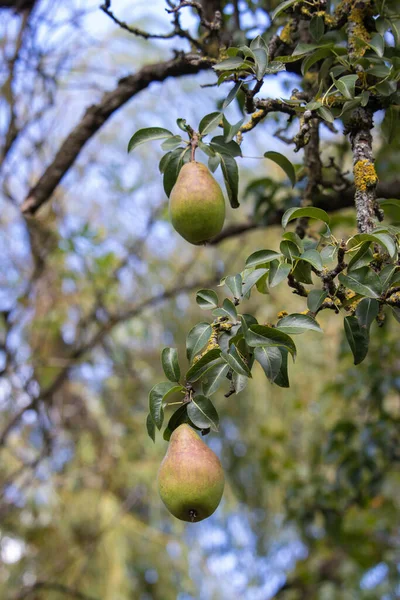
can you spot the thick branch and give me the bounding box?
[296,117,322,238]
[346,107,378,233]
[21,54,212,216]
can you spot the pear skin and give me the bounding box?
[169,162,225,245]
[157,424,225,522]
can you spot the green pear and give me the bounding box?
[157,424,225,522]
[169,162,225,245]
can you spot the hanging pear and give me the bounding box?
[157,424,225,522]
[169,162,225,245]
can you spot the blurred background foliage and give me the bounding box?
[0,1,399,599]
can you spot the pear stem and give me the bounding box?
[190,132,199,162]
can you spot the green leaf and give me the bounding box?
[199,112,223,135]
[127,127,173,152]
[202,363,230,396]
[271,0,297,20]
[187,395,219,431]
[245,249,282,268]
[344,316,369,365]
[339,268,382,299]
[390,18,400,47]
[317,106,334,123]
[159,152,172,173]
[250,35,268,50]
[347,242,373,272]
[186,349,222,382]
[307,289,328,312]
[277,313,322,335]
[161,347,181,382]
[254,346,282,382]
[213,298,237,321]
[246,324,296,358]
[149,382,183,429]
[233,372,248,393]
[274,348,290,388]
[348,232,397,259]
[282,231,303,251]
[264,61,286,74]
[292,42,326,56]
[196,289,219,310]
[356,298,379,331]
[239,314,257,338]
[163,405,189,441]
[366,33,385,57]
[280,240,300,263]
[210,136,242,157]
[213,57,249,71]
[379,265,397,290]
[282,207,330,228]
[269,262,291,287]
[242,268,269,296]
[218,152,239,208]
[300,249,323,271]
[334,74,358,100]
[310,15,325,42]
[264,151,296,187]
[253,48,268,79]
[163,147,189,197]
[291,260,313,284]
[198,140,216,157]
[186,323,212,362]
[255,271,269,295]
[225,274,242,299]
[146,413,156,442]
[209,154,221,172]
[302,47,332,76]
[176,118,188,131]
[222,345,251,377]
[224,117,245,143]
[223,82,242,109]
[161,135,184,151]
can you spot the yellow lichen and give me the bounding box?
[240,109,267,132]
[323,14,335,26]
[280,21,293,45]
[353,159,378,192]
[349,5,371,57]
[277,311,288,319]
[303,71,318,84]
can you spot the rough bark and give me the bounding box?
[346,107,378,233]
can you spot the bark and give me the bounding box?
[346,107,378,233]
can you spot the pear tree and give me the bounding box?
[124,1,400,456]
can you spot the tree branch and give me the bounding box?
[21,54,213,216]
[210,179,400,245]
[100,0,203,50]
[346,107,379,233]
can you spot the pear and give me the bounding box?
[157,424,225,522]
[169,162,225,245]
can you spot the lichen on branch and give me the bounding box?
[345,107,378,234]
